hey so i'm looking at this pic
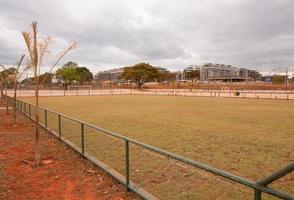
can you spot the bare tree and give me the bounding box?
[0,65,5,105]
[22,21,77,166]
[11,55,26,124]
[0,65,9,114]
[0,82,2,104]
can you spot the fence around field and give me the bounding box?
[3,88,294,100]
[4,95,294,200]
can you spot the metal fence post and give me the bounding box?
[125,140,130,191]
[58,114,61,138]
[81,123,84,155]
[254,189,261,200]
[29,104,31,117]
[45,110,48,128]
[24,103,26,114]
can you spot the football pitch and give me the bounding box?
[20,95,294,199]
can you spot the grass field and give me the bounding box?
[20,95,294,199]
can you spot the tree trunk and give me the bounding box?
[0,81,3,105]
[138,82,143,89]
[5,84,8,115]
[33,21,41,167]
[34,80,41,166]
[13,79,17,124]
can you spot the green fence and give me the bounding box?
[4,95,294,200]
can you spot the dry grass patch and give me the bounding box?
[21,95,294,199]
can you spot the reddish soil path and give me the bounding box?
[0,108,139,200]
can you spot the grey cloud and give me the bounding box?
[0,0,294,73]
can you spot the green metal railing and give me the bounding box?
[4,95,294,200]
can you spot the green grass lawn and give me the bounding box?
[21,95,294,199]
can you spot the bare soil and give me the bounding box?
[0,107,139,200]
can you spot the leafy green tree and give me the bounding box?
[64,61,78,67]
[38,73,54,85]
[21,77,34,85]
[56,65,79,88]
[272,75,287,85]
[24,72,54,86]
[158,69,177,82]
[186,70,200,82]
[121,63,160,89]
[0,67,17,88]
[76,67,93,84]
[56,62,93,87]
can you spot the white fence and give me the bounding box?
[4,89,294,100]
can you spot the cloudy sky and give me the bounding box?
[0,0,294,74]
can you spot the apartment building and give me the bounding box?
[200,63,239,81]
[95,68,124,84]
[181,65,200,80]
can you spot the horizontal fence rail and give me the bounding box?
[3,95,294,200]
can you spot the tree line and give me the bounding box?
[1,62,93,88]
[120,63,200,89]
[19,61,94,88]
[2,62,198,89]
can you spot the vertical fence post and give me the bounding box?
[58,114,61,138]
[254,189,261,200]
[45,110,48,128]
[125,140,130,191]
[81,123,84,155]
[24,103,26,114]
[20,101,22,112]
[29,104,31,117]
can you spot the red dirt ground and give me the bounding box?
[0,107,140,200]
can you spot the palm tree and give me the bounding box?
[22,21,77,166]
